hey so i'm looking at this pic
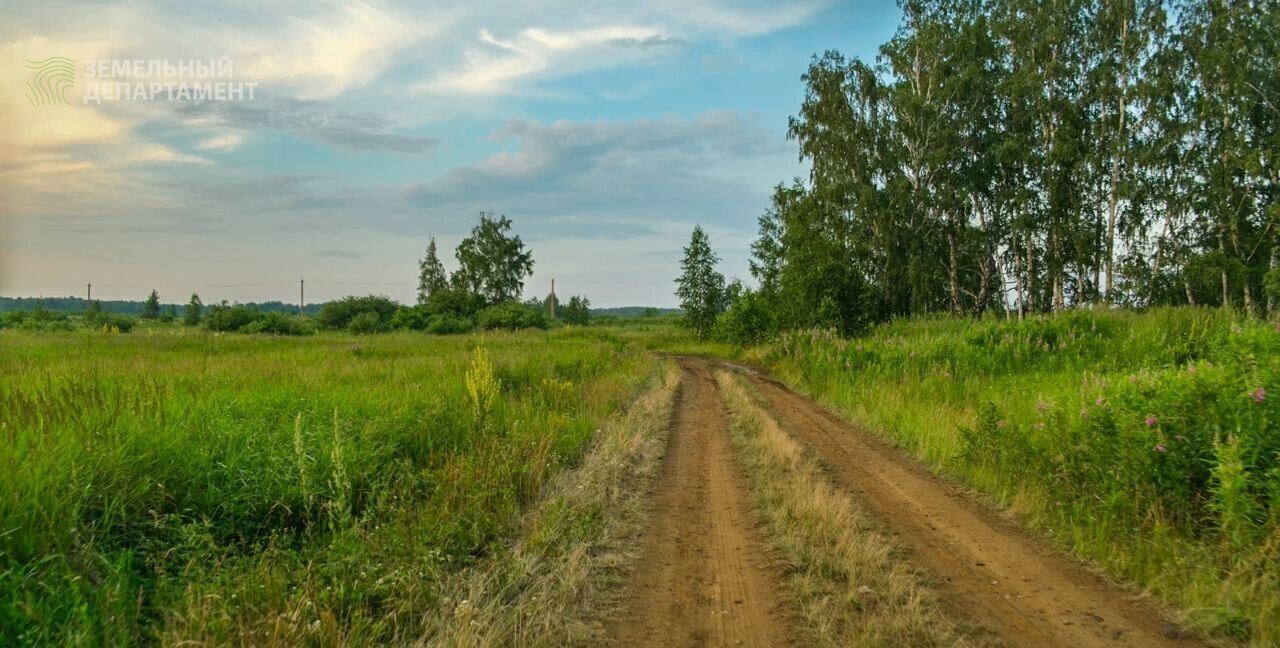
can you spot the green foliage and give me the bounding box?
[184,293,202,326]
[346,311,385,335]
[316,295,399,331]
[750,0,1279,330]
[716,288,773,345]
[203,302,262,332]
[140,290,161,319]
[675,225,726,340]
[561,295,591,326]
[451,212,535,305]
[426,314,475,335]
[241,312,313,336]
[477,301,548,331]
[769,307,1280,641]
[417,236,449,305]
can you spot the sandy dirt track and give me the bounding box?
[609,359,793,648]
[609,358,1199,647]
[737,364,1199,648]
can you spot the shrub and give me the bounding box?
[716,289,773,345]
[203,303,262,332]
[347,311,385,335]
[561,295,592,326]
[426,314,474,335]
[241,312,313,336]
[391,305,431,331]
[317,295,400,330]
[478,302,548,331]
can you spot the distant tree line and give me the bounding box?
[677,0,1278,341]
[677,0,1277,341]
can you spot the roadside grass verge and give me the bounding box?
[415,361,679,647]
[714,369,978,647]
[757,307,1279,644]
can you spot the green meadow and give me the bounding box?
[0,328,658,645]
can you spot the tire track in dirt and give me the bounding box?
[609,359,793,648]
[736,366,1200,648]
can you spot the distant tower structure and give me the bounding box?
[546,278,557,319]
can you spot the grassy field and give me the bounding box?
[0,327,662,645]
[758,307,1280,644]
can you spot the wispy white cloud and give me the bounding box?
[195,133,244,151]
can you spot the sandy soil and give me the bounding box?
[608,359,793,648]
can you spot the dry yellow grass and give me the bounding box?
[714,369,985,648]
[414,361,680,647]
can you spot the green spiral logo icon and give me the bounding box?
[25,56,76,106]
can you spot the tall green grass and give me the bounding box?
[762,307,1280,644]
[0,328,656,645]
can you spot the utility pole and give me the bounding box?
[549,278,556,319]
[86,283,92,303]
[299,278,305,316]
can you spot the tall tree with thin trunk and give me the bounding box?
[675,225,726,340]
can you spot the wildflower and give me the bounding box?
[1095,396,1105,406]
[909,351,917,359]
[1154,443,1167,453]
[996,420,1006,429]
[1250,387,1266,403]
[1145,415,1157,427]
[1187,364,1196,375]
[1127,374,1138,383]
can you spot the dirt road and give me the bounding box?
[737,365,1198,648]
[609,359,793,648]
[610,358,1196,647]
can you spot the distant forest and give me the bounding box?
[0,296,322,316]
[0,296,678,318]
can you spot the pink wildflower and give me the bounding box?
[1095,396,1105,406]
[1251,387,1266,403]
[1154,443,1167,453]
[1145,415,1158,427]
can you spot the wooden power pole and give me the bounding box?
[299,278,305,315]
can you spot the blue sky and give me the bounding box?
[0,1,901,307]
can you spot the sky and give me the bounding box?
[0,0,901,308]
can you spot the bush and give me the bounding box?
[391,305,431,331]
[477,302,547,331]
[561,295,592,326]
[317,295,400,331]
[347,311,385,335]
[424,289,486,320]
[426,314,474,335]
[204,303,262,332]
[717,289,774,345]
[241,312,313,336]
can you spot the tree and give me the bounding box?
[417,236,449,305]
[562,295,591,325]
[184,294,203,326]
[452,212,535,305]
[141,290,161,319]
[675,225,726,339]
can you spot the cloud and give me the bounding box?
[179,99,439,154]
[196,133,244,151]
[417,24,687,95]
